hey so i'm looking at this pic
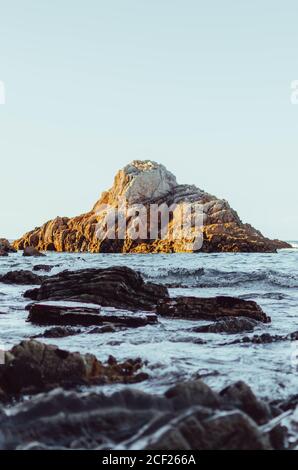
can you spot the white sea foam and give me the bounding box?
[0,249,297,399]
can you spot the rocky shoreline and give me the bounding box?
[1,374,296,450]
[0,263,297,450]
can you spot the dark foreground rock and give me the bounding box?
[0,270,43,285]
[220,381,271,424]
[0,340,148,400]
[24,266,169,311]
[193,317,259,334]
[0,378,289,450]
[157,296,270,323]
[27,301,158,328]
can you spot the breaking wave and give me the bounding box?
[144,267,298,289]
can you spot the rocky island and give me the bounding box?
[13,161,289,253]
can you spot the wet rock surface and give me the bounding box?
[13,160,290,254]
[0,340,148,400]
[0,378,289,450]
[27,301,158,328]
[226,331,298,345]
[88,325,118,334]
[32,326,82,338]
[192,316,259,334]
[24,266,169,311]
[157,296,270,323]
[0,270,43,285]
[33,264,54,272]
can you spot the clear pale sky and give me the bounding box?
[0,1,297,240]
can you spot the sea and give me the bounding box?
[0,243,297,402]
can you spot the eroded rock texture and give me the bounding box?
[0,270,43,285]
[27,301,158,328]
[192,316,259,334]
[157,296,270,323]
[0,379,287,450]
[13,160,290,253]
[0,340,148,399]
[24,266,169,312]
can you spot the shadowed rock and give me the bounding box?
[0,378,284,450]
[0,340,148,399]
[227,330,298,345]
[27,301,158,328]
[33,265,54,272]
[220,381,272,424]
[193,316,259,334]
[157,296,270,323]
[88,325,118,334]
[32,326,82,338]
[165,380,220,410]
[24,266,169,311]
[13,160,290,254]
[0,270,43,285]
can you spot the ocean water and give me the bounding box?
[0,245,297,401]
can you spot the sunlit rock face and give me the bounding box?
[94,160,178,209]
[13,160,290,253]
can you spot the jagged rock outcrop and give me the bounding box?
[157,296,270,323]
[0,378,288,450]
[24,266,169,311]
[0,340,148,399]
[225,330,298,345]
[13,160,290,253]
[192,316,259,334]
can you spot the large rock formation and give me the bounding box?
[24,266,169,311]
[13,160,290,253]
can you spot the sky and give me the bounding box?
[0,1,297,240]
